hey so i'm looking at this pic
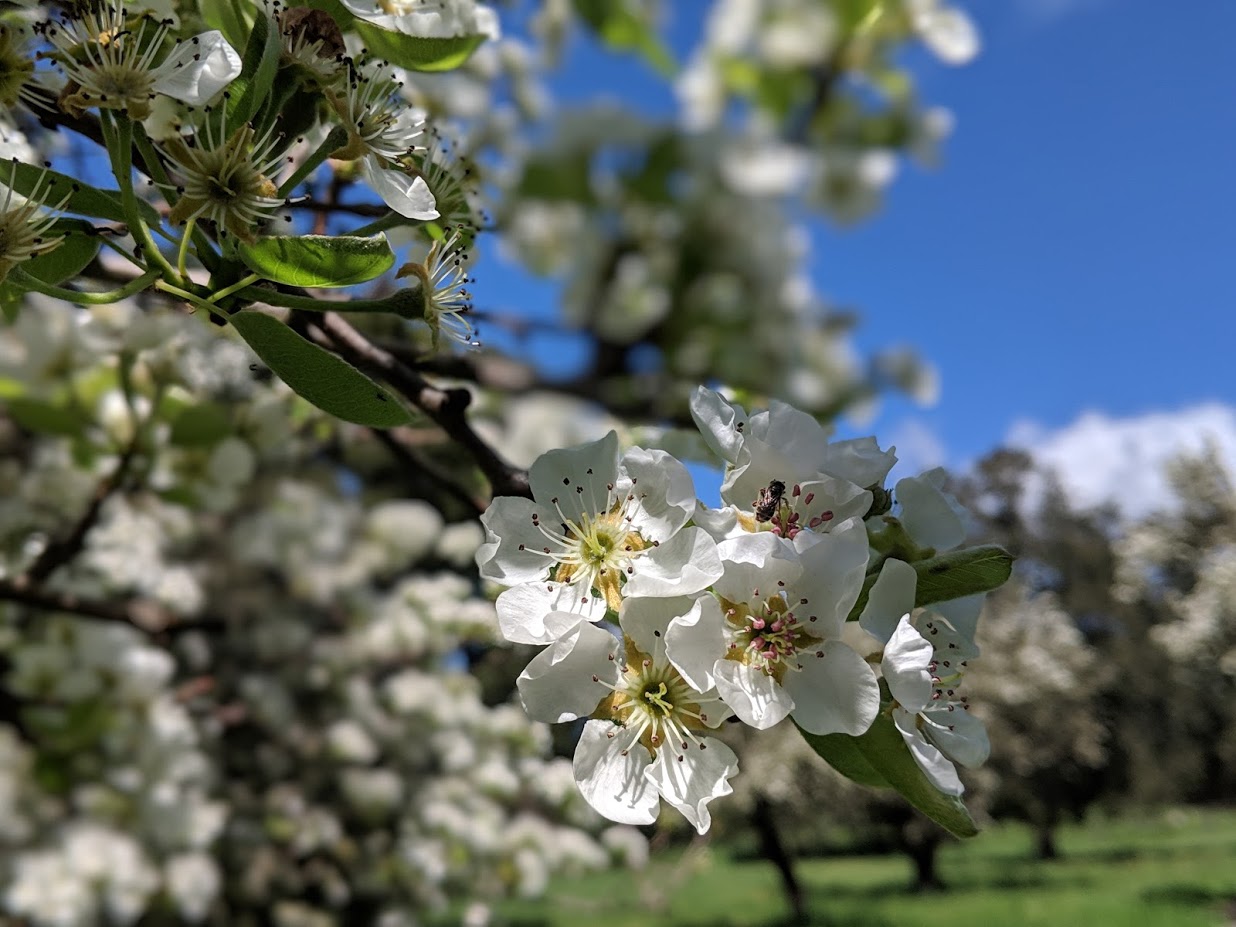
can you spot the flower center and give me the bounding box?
[595,634,721,760]
[521,478,654,611]
[721,589,823,677]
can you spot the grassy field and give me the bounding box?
[489,808,1236,927]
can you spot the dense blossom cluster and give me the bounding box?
[479,387,992,830]
[0,301,644,926]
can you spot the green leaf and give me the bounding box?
[800,712,980,838]
[912,545,1014,608]
[6,397,91,436]
[200,0,255,50]
[227,10,283,125]
[229,311,413,427]
[238,235,396,287]
[5,162,161,226]
[572,0,675,75]
[353,21,486,72]
[848,545,1014,621]
[169,402,233,447]
[18,226,102,287]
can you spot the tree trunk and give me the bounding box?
[753,797,807,924]
[1036,822,1059,860]
[906,831,945,892]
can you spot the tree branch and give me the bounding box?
[24,441,139,584]
[0,578,179,635]
[297,311,531,499]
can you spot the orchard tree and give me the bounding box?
[1113,446,1236,801]
[964,579,1110,860]
[0,1,1011,924]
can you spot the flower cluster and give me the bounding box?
[479,386,993,831]
[0,300,645,927]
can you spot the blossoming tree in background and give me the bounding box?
[0,0,1012,923]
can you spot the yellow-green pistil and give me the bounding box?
[595,639,713,758]
[523,483,652,612]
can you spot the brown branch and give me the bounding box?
[297,311,531,499]
[0,578,178,635]
[24,441,139,585]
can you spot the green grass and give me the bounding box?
[489,808,1236,927]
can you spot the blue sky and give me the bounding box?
[488,0,1236,505]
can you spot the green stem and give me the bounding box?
[208,273,260,304]
[253,78,302,140]
[9,268,161,305]
[154,279,223,314]
[177,217,197,282]
[349,212,409,238]
[235,284,419,315]
[279,126,350,199]
[103,113,178,281]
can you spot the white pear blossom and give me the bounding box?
[329,59,438,219]
[515,602,736,832]
[882,612,990,795]
[340,0,501,40]
[905,0,980,66]
[478,432,723,637]
[35,3,240,120]
[711,522,879,735]
[396,227,477,348]
[895,467,968,553]
[690,386,895,545]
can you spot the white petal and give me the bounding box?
[931,593,984,644]
[528,431,619,530]
[477,496,552,585]
[693,502,741,542]
[714,532,801,605]
[664,595,727,692]
[153,31,241,104]
[789,474,872,540]
[922,706,990,768]
[916,5,980,65]
[360,157,439,219]
[791,517,870,636]
[574,721,659,826]
[896,471,966,552]
[713,659,792,730]
[783,641,879,735]
[858,558,917,644]
[689,386,746,465]
[619,447,695,541]
[881,616,933,712]
[749,401,834,468]
[625,527,723,599]
[893,708,964,795]
[496,582,606,645]
[645,736,738,834]
[516,623,618,723]
[820,436,897,488]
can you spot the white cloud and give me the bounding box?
[1006,403,1236,520]
[885,417,948,480]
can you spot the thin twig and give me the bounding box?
[0,579,178,635]
[24,442,139,584]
